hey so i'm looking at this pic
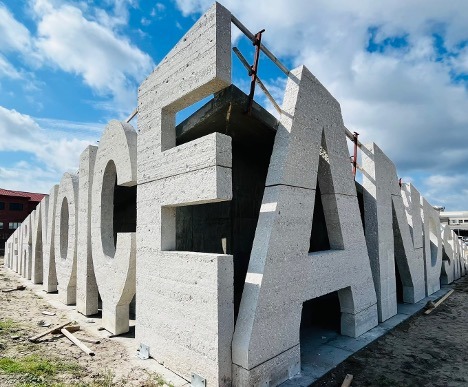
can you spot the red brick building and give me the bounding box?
[0,188,46,255]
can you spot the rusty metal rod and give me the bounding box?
[125,108,138,123]
[233,47,281,114]
[247,29,264,115]
[231,15,291,77]
[352,132,359,178]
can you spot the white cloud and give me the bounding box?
[32,0,154,113]
[0,55,22,79]
[422,174,468,211]
[0,3,31,54]
[0,105,96,183]
[176,0,468,209]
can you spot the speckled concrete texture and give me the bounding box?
[31,198,47,284]
[421,197,443,295]
[20,213,32,279]
[43,184,59,293]
[91,120,137,335]
[441,225,456,285]
[54,172,79,305]
[77,145,99,316]
[136,4,234,385]
[232,66,378,386]
[362,143,425,323]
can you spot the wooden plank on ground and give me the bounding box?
[341,374,353,387]
[28,321,72,342]
[61,329,95,356]
[424,289,455,315]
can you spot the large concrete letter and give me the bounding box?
[77,145,99,316]
[54,173,79,305]
[91,120,136,334]
[441,226,459,284]
[31,197,48,284]
[136,3,233,386]
[43,185,59,292]
[22,213,33,279]
[362,144,425,322]
[421,198,442,295]
[232,66,378,386]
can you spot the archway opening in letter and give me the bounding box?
[309,186,331,252]
[300,292,342,367]
[60,197,69,260]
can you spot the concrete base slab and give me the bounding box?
[281,286,452,386]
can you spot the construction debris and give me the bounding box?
[61,328,95,356]
[424,289,455,315]
[341,374,354,387]
[2,285,26,293]
[28,321,72,342]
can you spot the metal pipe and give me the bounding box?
[247,29,265,115]
[352,131,359,178]
[125,108,138,123]
[231,15,291,77]
[233,47,281,114]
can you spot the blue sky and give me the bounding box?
[0,0,467,210]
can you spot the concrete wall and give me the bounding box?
[3,3,464,386]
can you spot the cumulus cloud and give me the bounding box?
[32,0,154,112]
[176,0,468,209]
[0,105,96,188]
[0,3,31,54]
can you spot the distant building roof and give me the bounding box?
[0,188,46,202]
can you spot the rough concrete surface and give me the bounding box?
[232,65,378,385]
[91,120,137,335]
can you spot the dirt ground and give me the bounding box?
[0,257,185,387]
[3,254,468,387]
[313,277,468,387]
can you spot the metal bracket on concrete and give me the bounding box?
[137,343,150,360]
[191,373,206,387]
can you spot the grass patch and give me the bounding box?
[0,319,18,335]
[0,354,83,386]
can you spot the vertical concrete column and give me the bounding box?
[456,239,463,279]
[421,198,442,295]
[31,197,48,284]
[453,235,461,280]
[91,120,136,335]
[232,66,378,386]
[462,244,468,275]
[441,225,455,284]
[4,239,10,268]
[54,173,79,305]
[43,185,59,293]
[362,143,425,323]
[18,221,24,275]
[22,213,33,280]
[136,4,234,386]
[77,145,99,316]
[12,229,19,272]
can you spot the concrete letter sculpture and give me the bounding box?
[91,120,137,335]
[54,172,79,305]
[232,66,378,386]
[77,146,99,316]
[136,3,234,385]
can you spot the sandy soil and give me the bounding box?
[0,257,187,387]
[313,277,468,387]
